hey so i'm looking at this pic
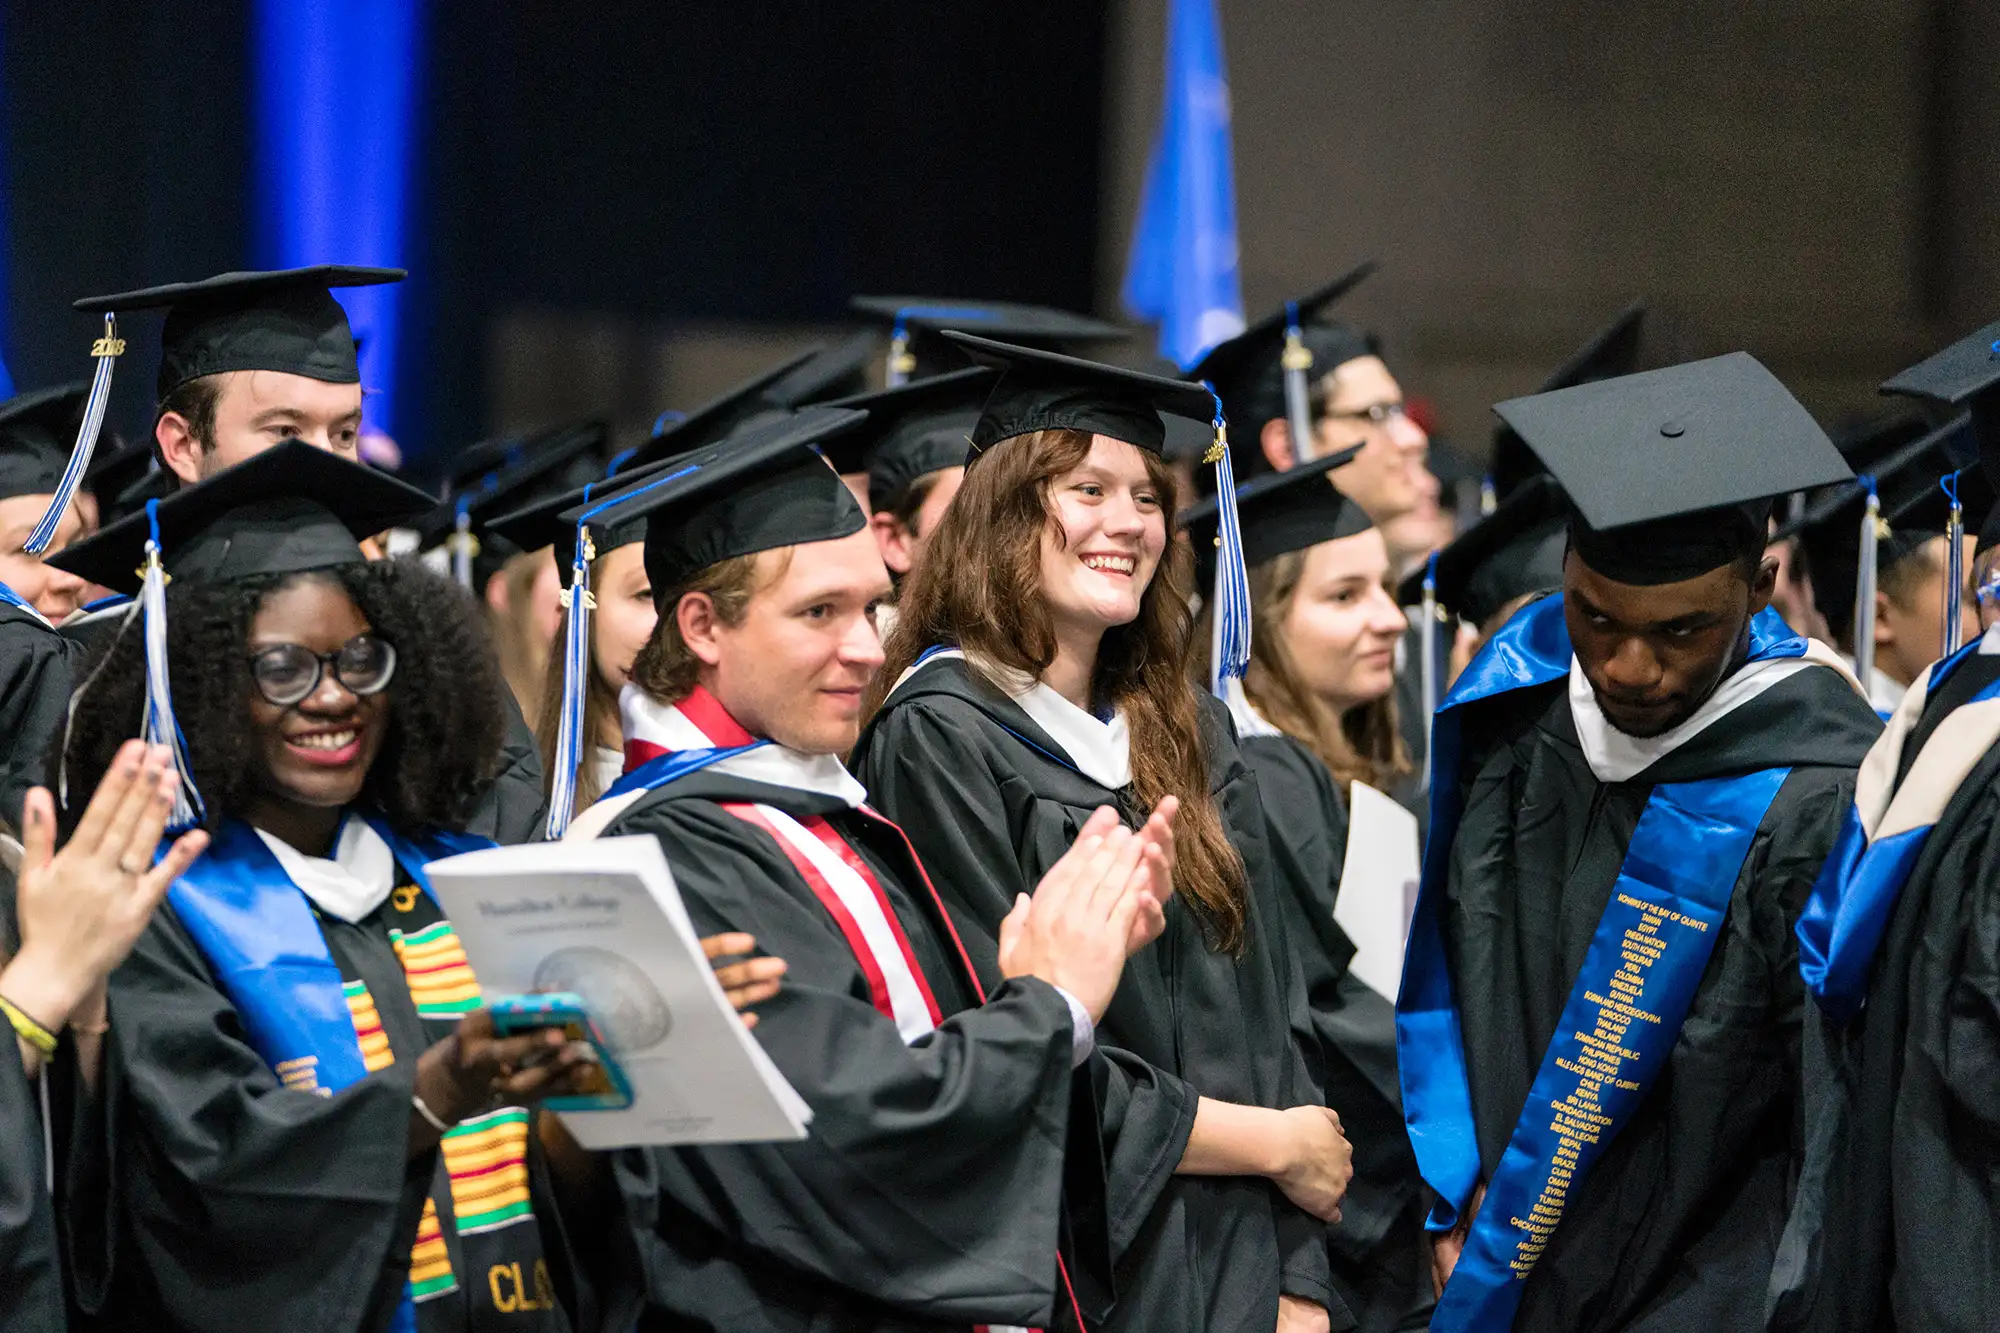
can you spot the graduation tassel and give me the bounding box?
[138,499,204,832]
[1420,550,1440,793]
[886,314,916,388]
[1281,301,1315,460]
[544,521,596,840]
[1200,387,1252,697]
[1942,469,1966,657]
[1852,475,1881,686]
[25,314,123,555]
[448,496,477,591]
[1479,476,1497,517]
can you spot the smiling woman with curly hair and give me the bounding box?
[62,559,508,838]
[43,444,619,1333]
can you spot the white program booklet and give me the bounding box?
[1336,781,1422,1002]
[423,835,813,1150]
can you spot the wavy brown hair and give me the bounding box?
[1200,548,1410,793]
[873,428,1249,953]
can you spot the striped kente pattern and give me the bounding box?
[442,1108,535,1235]
[390,921,484,1018]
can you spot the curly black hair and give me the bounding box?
[57,559,509,838]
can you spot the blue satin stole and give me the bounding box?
[166,813,495,1096]
[1397,594,1801,1330]
[1796,638,1999,1022]
[602,742,767,801]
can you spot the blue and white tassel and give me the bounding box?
[1852,475,1881,685]
[1943,469,1966,657]
[138,500,204,832]
[25,315,123,555]
[544,516,597,841]
[1201,387,1252,698]
[448,495,477,591]
[1420,550,1440,792]
[1281,301,1315,460]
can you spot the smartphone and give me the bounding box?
[485,991,634,1112]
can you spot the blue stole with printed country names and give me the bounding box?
[602,742,766,801]
[1398,593,1800,1331]
[166,812,494,1333]
[1796,637,2000,1023]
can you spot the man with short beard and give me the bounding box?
[1402,354,1881,1331]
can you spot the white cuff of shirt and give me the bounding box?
[1050,985,1096,1068]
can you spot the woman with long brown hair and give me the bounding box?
[854,336,1351,1333]
[1185,459,1430,1333]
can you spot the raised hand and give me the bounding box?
[997,807,1152,1021]
[5,741,209,1070]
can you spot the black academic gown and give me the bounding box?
[74,866,603,1333]
[597,769,1108,1333]
[1769,651,2000,1332]
[1237,733,1433,1333]
[1438,664,1877,1332]
[470,692,549,846]
[854,657,1334,1333]
[0,602,78,828]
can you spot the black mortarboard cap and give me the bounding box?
[1188,261,1379,424]
[46,439,433,595]
[761,332,879,410]
[1179,445,1367,589]
[942,332,1215,457]
[618,347,824,475]
[1880,317,2000,484]
[1784,413,1978,639]
[0,385,86,501]
[850,296,1128,382]
[568,407,870,597]
[818,367,995,507]
[1493,352,1849,585]
[1489,301,1646,503]
[1395,473,1570,626]
[413,422,609,556]
[74,265,405,400]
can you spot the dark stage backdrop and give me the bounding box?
[3,2,1109,478]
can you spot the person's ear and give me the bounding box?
[676,591,725,667]
[1873,588,1897,651]
[870,511,913,576]
[1748,554,1778,617]
[483,570,510,616]
[155,412,205,485]
[1258,417,1296,472]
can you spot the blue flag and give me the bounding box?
[1121,0,1246,370]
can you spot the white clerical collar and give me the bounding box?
[1567,637,1859,784]
[617,683,868,808]
[256,816,396,925]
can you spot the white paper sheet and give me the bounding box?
[1335,781,1422,1001]
[423,836,812,1149]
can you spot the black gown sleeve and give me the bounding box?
[858,700,1198,1262]
[464,689,549,846]
[607,798,1090,1327]
[83,904,431,1330]
[0,1036,64,1333]
[0,619,75,829]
